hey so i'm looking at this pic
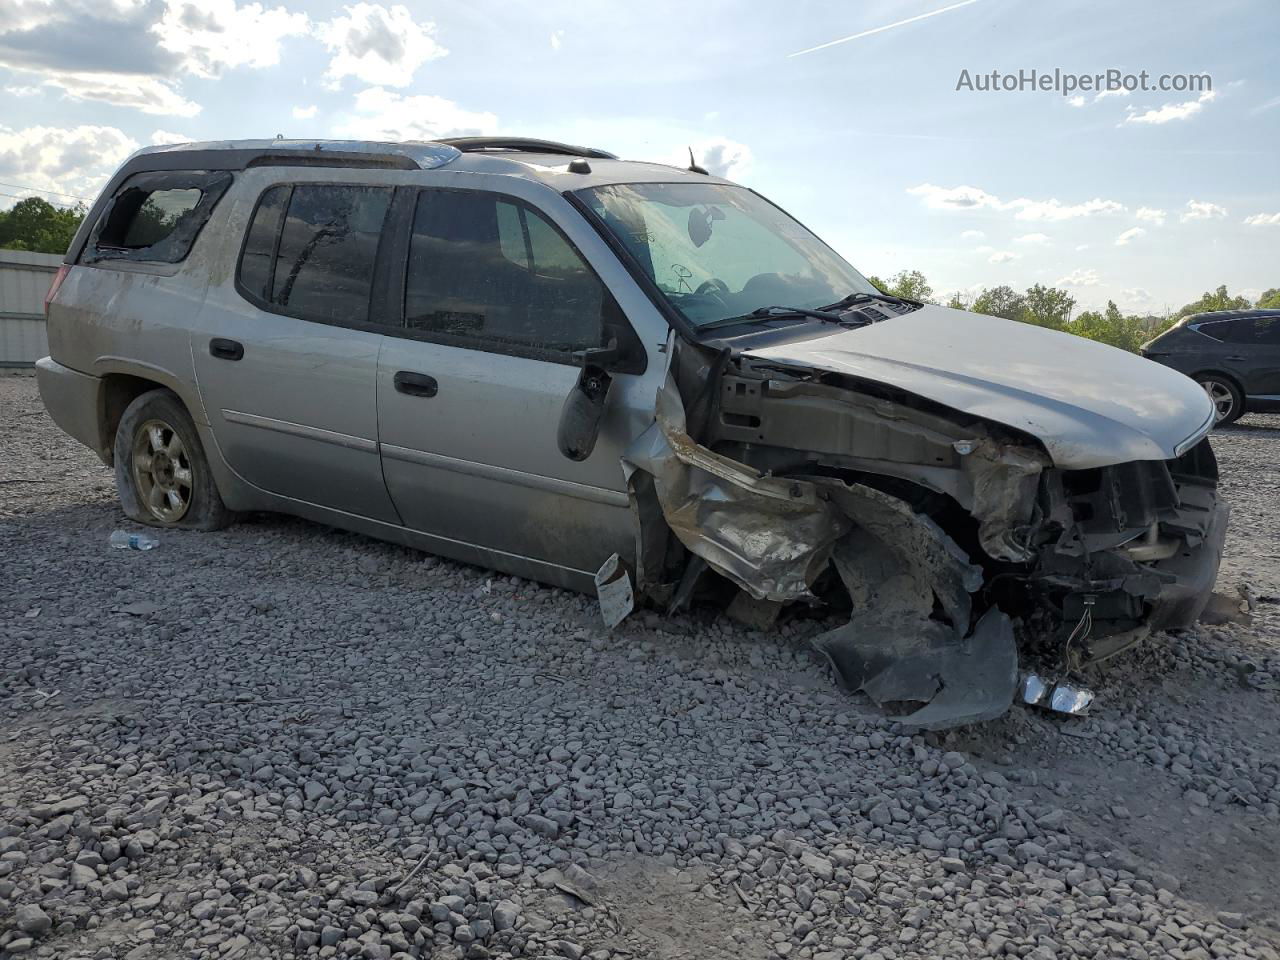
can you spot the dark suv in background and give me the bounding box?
[1142,309,1280,423]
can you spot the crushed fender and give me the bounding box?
[621,373,850,603]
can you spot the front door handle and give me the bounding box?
[209,338,243,361]
[1225,356,1247,362]
[394,371,438,397]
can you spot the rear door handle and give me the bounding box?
[209,338,243,361]
[394,371,438,397]
[1225,356,1247,362]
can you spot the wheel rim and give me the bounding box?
[131,419,193,522]
[1200,380,1235,422]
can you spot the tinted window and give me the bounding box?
[238,184,392,325]
[88,171,232,264]
[238,186,289,301]
[1226,316,1280,346]
[404,190,605,355]
[1192,319,1238,342]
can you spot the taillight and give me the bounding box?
[44,264,70,317]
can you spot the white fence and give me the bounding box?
[0,249,60,367]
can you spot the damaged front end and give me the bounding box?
[616,340,1227,730]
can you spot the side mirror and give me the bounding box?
[557,340,618,461]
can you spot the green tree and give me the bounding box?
[1175,285,1252,318]
[1022,283,1075,329]
[971,285,1027,322]
[883,269,935,303]
[0,197,86,254]
[1070,300,1163,353]
[945,291,970,310]
[1257,288,1280,309]
[865,274,887,293]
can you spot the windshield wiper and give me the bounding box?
[698,304,846,332]
[821,290,919,311]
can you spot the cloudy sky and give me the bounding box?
[1,0,1276,311]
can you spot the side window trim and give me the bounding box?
[385,184,646,374]
[233,180,398,334]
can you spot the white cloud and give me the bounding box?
[1252,95,1280,115]
[1123,90,1215,126]
[0,124,139,205]
[960,229,984,240]
[38,71,201,116]
[150,129,189,144]
[667,137,752,180]
[317,3,446,88]
[1057,268,1101,287]
[550,30,563,51]
[1066,95,1085,108]
[292,104,318,119]
[1134,206,1166,226]
[1094,87,1130,102]
[1181,200,1227,222]
[1122,287,1151,304]
[907,183,1124,221]
[334,86,496,141]
[1075,244,1089,251]
[1014,232,1050,245]
[5,85,42,97]
[1115,227,1146,246]
[153,0,308,78]
[988,251,1017,263]
[907,183,1000,211]
[1244,212,1280,226]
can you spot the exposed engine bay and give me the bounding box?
[612,337,1228,730]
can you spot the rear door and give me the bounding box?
[375,185,651,580]
[1224,316,1280,399]
[193,179,401,522]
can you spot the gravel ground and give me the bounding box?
[2,372,1279,960]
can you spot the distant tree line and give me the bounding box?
[867,269,1280,352]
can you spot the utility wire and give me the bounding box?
[0,182,93,203]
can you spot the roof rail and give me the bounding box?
[438,137,618,160]
[131,139,461,172]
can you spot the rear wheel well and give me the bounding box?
[101,374,171,465]
[1189,368,1243,393]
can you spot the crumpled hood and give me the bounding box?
[742,304,1215,469]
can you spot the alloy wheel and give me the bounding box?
[131,419,194,522]
[1199,380,1236,423]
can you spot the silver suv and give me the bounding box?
[38,137,1227,727]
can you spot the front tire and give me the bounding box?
[1195,375,1244,425]
[114,389,232,531]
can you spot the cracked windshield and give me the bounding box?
[580,181,877,326]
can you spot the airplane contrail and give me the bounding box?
[789,0,983,57]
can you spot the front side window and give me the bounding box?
[577,181,876,328]
[87,171,232,264]
[404,189,606,355]
[237,183,392,325]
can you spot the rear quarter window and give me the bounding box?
[85,170,232,265]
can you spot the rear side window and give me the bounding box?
[85,171,232,264]
[1192,319,1238,342]
[1225,316,1280,346]
[404,189,606,356]
[236,183,393,326]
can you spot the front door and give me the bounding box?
[193,180,400,522]
[376,187,651,578]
